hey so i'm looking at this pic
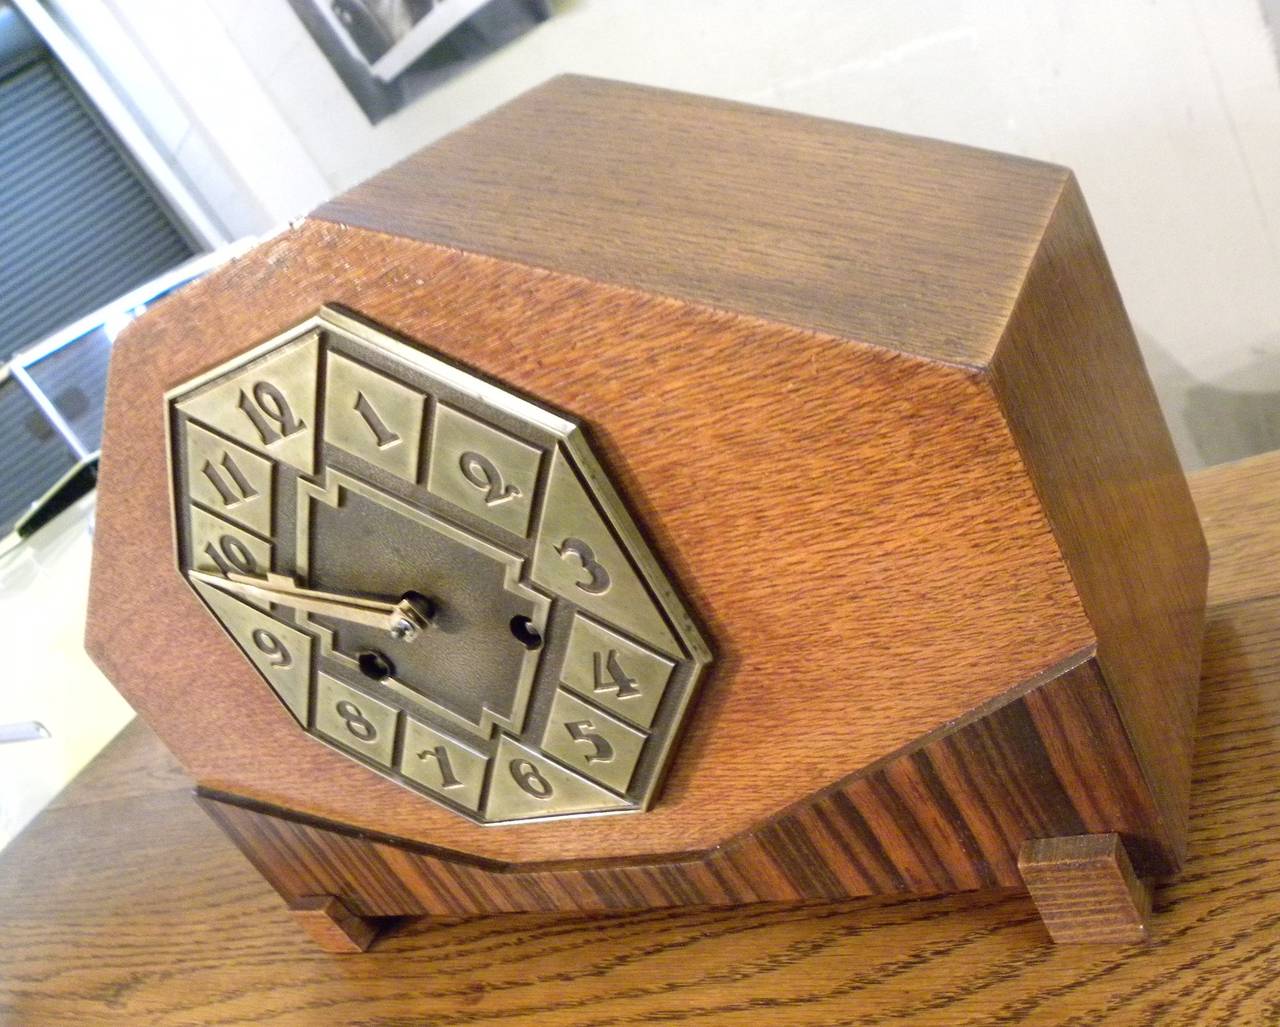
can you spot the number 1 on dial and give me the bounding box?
[354,391,400,449]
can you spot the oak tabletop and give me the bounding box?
[2,451,1278,1025]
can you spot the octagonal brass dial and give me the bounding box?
[166,307,710,825]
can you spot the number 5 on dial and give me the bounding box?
[541,690,646,792]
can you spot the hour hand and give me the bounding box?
[188,570,433,640]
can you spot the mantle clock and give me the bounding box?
[87,76,1207,950]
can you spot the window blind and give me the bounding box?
[0,6,195,362]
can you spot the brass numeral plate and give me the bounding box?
[167,307,710,825]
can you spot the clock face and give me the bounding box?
[166,307,710,824]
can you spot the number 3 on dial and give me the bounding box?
[557,537,611,594]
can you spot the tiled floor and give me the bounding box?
[0,496,134,852]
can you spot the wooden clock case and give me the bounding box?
[86,76,1207,949]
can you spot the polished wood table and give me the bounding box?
[3,451,1278,1024]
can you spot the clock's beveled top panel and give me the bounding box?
[318,75,1071,369]
[166,308,709,825]
[86,219,1093,864]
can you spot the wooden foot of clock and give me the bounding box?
[87,77,1207,948]
[1019,834,1154,945]
[287,895,381,954]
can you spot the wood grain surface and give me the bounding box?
[1018,834,1152,944]
[86,218,1097,865]
[989,173,1209,864]
[288,896,379,954]
[318,75,1067,368]
[3,453,1276,1025]
[1193,449,1280,607]
[197,647,1174,927]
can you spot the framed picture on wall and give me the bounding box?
[288,0,553,123]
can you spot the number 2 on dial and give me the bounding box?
[459,451,520,505]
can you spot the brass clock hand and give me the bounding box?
[189,571,433,640]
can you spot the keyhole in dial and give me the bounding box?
[358,650,395,681]
[509,615,542,650]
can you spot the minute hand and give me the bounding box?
[190,570,408,634]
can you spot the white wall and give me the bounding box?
[0,498,134,851]
[69,0,1280,469]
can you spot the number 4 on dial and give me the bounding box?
[593,649,639,698]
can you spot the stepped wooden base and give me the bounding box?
[199,790,1158,949]
[289,896,380,954]
[1019,834,1153,944]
